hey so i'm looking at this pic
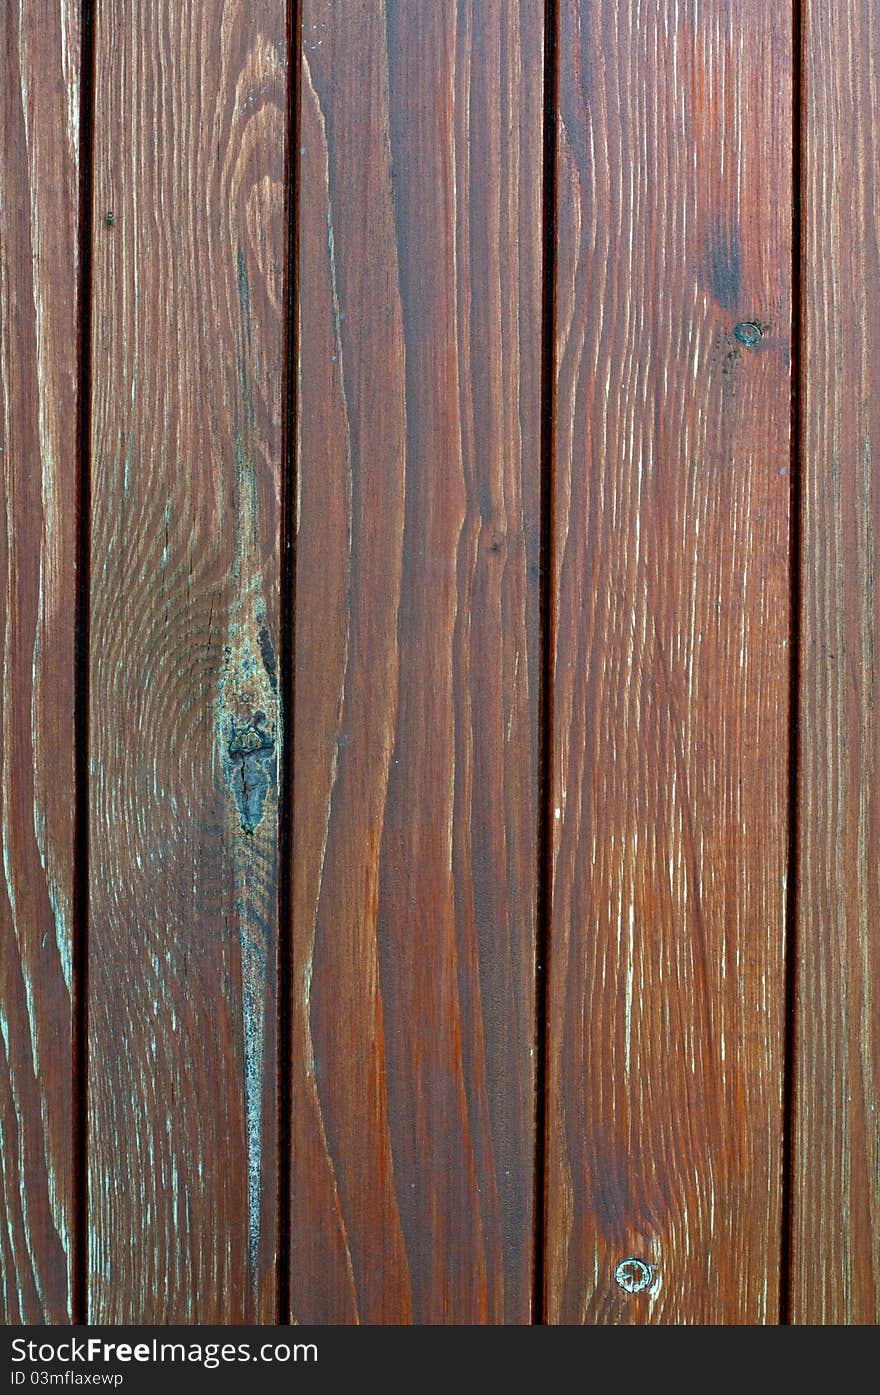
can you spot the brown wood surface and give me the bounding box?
[291,0,543,1322]
[0,0,80,1324]
[87,0,287,1321]
[546,0,793,1322]
[794,0,880,1324]
[4,0,880,1328]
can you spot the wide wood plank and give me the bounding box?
[291,0,543,1322]
[87,0,287,1320]
[794,0,880,1324]
[0,0,80,1324]
[546,0,792,1322]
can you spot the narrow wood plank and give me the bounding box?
[87,0,286,1320]
[546,0,792,1323]
[794,0,880,1324]
[291,0,543,1322]
[0,0,80,1324]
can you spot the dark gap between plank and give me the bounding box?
[532,0,558,1328]
[277,0,301,1327]
[779,0,804,1328]
[73,0,97,1328]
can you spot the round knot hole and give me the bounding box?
[733,320,763,347]
[614,1257,654,1294]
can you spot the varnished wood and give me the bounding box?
[291,0,543,1322]
[87,0,286,1320]
[7,0,880,1327]
[0,0,80,1324]
[546,0,793,1323]
[794,0,880,1324]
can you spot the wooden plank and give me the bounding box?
[0,0,80,1324]
[291,0,543,1322]
[794,0,880,1325]
[546,0,792,1323]
[87,0,286,1320]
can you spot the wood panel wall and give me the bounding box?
[0,0,877,1327]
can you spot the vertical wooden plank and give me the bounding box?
[795,0,880,1324]
[0,0,80,1324]
[87,0,286,1320]
[547,1,792,1322]
[292,1,543,1322]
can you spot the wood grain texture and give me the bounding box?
[794,0,880,1324]
[0,0,80,1324]
[546,0,792,1323]
[87,0,286,1320]
[291,0,543,1322]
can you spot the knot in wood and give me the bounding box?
[733,320,763,347]
[228,721,274,757]
[614,1258,654,1294]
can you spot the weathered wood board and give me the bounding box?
[0,0,81,1325]
[87,0,287,1321]
[290,0,544,1322]
[545,0,793,1323]
[794,0,880,1325]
